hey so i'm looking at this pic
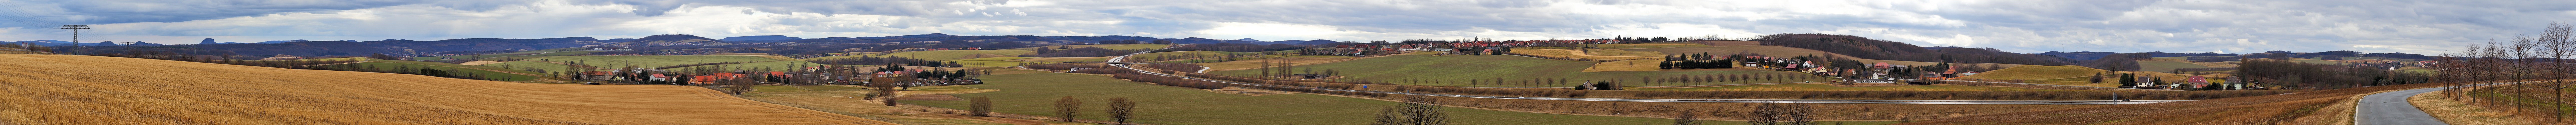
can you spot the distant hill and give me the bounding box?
[611,34,727,46]
[1754,34,2079,66]
[717,35,800,41]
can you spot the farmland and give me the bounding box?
[903,73,1894,125]
[514,55,791,69]
[812,50,1036,61]
[1208,55,1836,87]
[0,54,891,124]
[418,48,604,62]
[1194,56,1357,71]
[660,60,868,72]
[1623,45,2028,68]
[1001,44,1169,51]
[1628,84,2107,92]
[946,56,1115,67]
[1584,42,1713,49]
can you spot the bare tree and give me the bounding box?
[1744,102,1816,125]
[1055,96,1082,122]
[1107,97,1137,124]
[1673,109,1701,125]
[1373,107,1399,125]
[970,96,993,116]
[1394,95,1449,125]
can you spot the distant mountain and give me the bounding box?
[198,38,217,45]
[1233,38,1263,42]
[2036,51,2122,60]
[257,40,307,44]
[94,42,116,46]
[127,41,167,46]
[613,34,726,46]
[718,35,800,41]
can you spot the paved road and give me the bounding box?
[2357,83,2506,125]
[1099,45,2188,104]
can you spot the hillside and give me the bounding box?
[1209,55,1834,87]
[809,50,1036,61]
[1956,65,2107,80]
[0,54,891,124]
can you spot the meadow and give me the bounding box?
[811,50,1037,61]
[0,54,891,124]
[903,73,1894,125]
[516,55,791,69]
[1208,55,1836,87]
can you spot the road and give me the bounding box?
[1101,45,2189,104]
[2356,82,2508,125]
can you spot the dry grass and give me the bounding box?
[0,54,893,124]
[1688,40,1763,46]
[2411,89,2531,125]
[1586,42,1713,49]
[1903,82,2461,124]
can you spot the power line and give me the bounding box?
[60,25,85,55]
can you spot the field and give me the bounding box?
[0,54,891,124]
[1001,44,1169,51]
[945,56,1115,67]
[1583,48,1670,57]
[1628,84,2107,91]
[483,61,583,71]
[320,62,544,81]
[1505,48,1658,60]
[1623,45,2027,68]
[1209,55,1836,87]
[1582,59,1666,72]
[812,50,1037,61]
[1585,42,1713,49]
[1196,57,1359,71]
[661,60,867,72]
[418,48,603,62]
[1909,82,2461,124]
[1956,65,2104,80]
[903,73,1893,125]
[518,55,792,69]
[2135,60,2213,73]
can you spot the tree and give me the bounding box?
[1673,109,1701,125]
[1744,102,1815,125]
[1107,97,1137,124]
[1055,96,1082,122]
[1372,107,1400,125]
[417,68,449,78]
[1393,95,1449,125]
[970,96,993,116]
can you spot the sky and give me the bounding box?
[1,0,2571,54]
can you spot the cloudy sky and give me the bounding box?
[1,0,2570,54]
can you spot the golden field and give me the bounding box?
[0,54,893,124]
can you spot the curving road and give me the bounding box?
[2356,82,2508,125]
[1101,46,2188,104]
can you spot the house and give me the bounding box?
[649,74,669,81]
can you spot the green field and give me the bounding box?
[946,57,1117,67]
[418,48,604,62]
[1208,55,1836,87]
[906,73,1892,125]
[1630,84,2105,91]
[518,55,791,69]
[1001,44,1169,51]
[483,61,581,72]
[660,60,867,72]
[1957,65,2105,80]
[317,62,542,81]
[810,50,1036,61]
[2135,60,2213,73]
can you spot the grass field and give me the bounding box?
[905,73,1892,125]
[1629,84,2107,91]
[484,61,583,71]
[418,48,604,62]
[1622,45,2028,68]
[1585,42,1713,49]
[1583,48,1669,57]
[1001,44,1169,51]
[2136,60,2213,73]
[661,60,867,72]
[0,54,891,124]
[322,62,544,81]
[947,56,1118,67]
[1957,65,2105,80]
[1209,55,1835,87]
[1507,48,1657,60]
[1582,59,1666,72]
[1196,57,1358,71]
[812,50,1037,61]
[519,55,791,69]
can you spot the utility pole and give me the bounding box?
[60,25,87,55]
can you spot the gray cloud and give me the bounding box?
[1,0,2571,54]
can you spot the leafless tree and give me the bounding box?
[1107,97,1137,124]
[970,96,993,116]
[1056,96,1082,122]
[1744,102,1816,125]
[1673,109,1701,125]
[1394,95,1449,125]
[1373,107,1399,125]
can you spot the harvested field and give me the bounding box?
[1907,82,2460,124]
[0,54,892,124]
[903,73,1894,125]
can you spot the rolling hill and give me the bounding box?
[0,54,891,124]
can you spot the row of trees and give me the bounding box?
[2434,22,2573,123]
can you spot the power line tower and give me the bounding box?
[60,25,87,55]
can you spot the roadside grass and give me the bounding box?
[2136,60,2213,73]
[1208,55,1836,87]
[2410,89,2531,125]
[811,50,1038,61]
[1586,42,1713,49]
[903,73,1893,125]
[522,55,791,69]
[1628,84,2107,92]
